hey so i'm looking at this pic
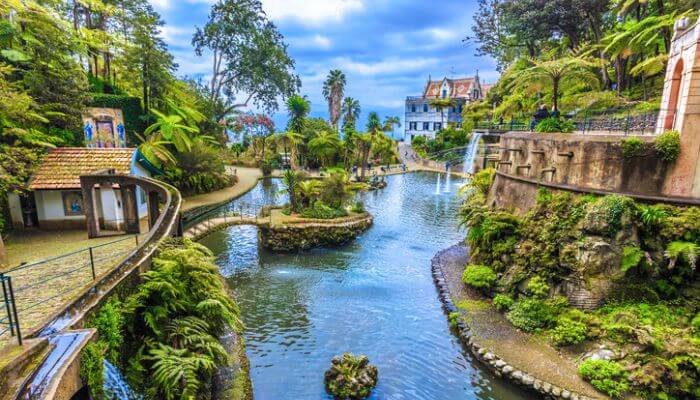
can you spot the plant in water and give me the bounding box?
[324,353,378,400]
[579,359,629,398]
[462,264,497,291]
[654,130,681,162]
[493,294,514,312]
[620,137,645,159]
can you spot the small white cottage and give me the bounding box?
[8,148,158,232]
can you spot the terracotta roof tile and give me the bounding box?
[29,147,136,190]
[423,77,476,99]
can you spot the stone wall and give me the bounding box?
[487,132,699,214]
[259,214,373,251]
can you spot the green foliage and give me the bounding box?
[123,239,240,399]
[621,137,645,159]
[351,201,365,213]
[621,245,644,273]
[579,360,629,398]
[526,276,550,299]
[88,298,124,365]
[90,94,146,146]
[551,316,588,346]
[300,201,348,220]
[535,117,574,133]
[506,297,566,332]
[80,342,106,400]
[462,264,497,291]
[582,195,636,236]
[692,313,700,332]
[324,353,378,399]
[448,312,460,328]
[493,294,514,312]
[665,241,699,271]
[637,205,668,229]
[654,131,681,162]
[470,168,496,195]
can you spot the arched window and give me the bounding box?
[664,59,684,130]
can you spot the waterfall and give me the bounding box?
[434,173,442,195]
[443,170,451,192]
[103,360,141,400]
[462,132,483,175]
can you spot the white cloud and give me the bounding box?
[159,25,194,43]
[262,0,364,25]
[334,57,439,76]
[290,34,333,50]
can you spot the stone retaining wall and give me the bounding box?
[431,245,599,400]
[259,214,373,251]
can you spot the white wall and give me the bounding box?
[7,193,23,228]
[35,190,85,223]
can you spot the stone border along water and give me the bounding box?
[430,246,599,400]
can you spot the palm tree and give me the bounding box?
[382,116,401,139]
[366,112,382,135]
[429,98,454,130]
[308,130,341,167]
[286,95,310,134]
[144,109,199,152]
[507,56,599,113]
[322,70,346,131]
[341,97,361,131]
[353,132,375,180]
[297,179,322,208]
[374,133,397,168]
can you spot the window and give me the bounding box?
[434,122,442,131]
[442,89,447,98]
[456,122,462,128]
[139,187,147,205]
[411,104,416,112]
[423,122,430,131]
[423,104,428,112]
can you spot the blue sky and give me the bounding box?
[152,0,498,134]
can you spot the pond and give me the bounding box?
[199,172,529,400]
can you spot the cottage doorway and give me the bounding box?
[19,193,38,228]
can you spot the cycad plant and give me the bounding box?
[308,130,340,167]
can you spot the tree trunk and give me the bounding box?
[552,77,559,113]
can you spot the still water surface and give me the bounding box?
[200,172,529,400]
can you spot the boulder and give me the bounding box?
[324,353,378,399]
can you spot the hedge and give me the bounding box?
[89,94,147,146]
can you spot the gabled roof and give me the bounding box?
[29,147,136,190]
[423,77,477,99]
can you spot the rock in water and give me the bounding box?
[324,353,378,399]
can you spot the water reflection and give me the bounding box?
[200,172,529,400]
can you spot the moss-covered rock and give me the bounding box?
[259,213,373,251]
[324,353,378,400]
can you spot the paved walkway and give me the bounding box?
[181,166,262,212]
[435,244,602,398]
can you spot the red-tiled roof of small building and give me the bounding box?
[423,77,476,98]
[29,147,136,190]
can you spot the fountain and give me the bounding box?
[443,169,451,192]
[103,360,141,399]
[462,132,483,175]
[435,173,442,194]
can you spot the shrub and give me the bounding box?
[470,168,496,195]
[301,200,348,219]
[350,201,365,213]
[692,313,700,332]
[637,204,668,229]
[551,316,588,346]
[654,130,681,162]
[582,195,635,236]
[462,264,497,290]
[88,298,124,364]
[506,298,557,332]
[493,294,514,312]
[621,137,645,159]
[527,276,550,299]
[448,312,460,328]
[535,117,575,133]
[579,359,629,398]
[620,245,644,273]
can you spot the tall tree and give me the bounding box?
[322,69,346,131]
[382,116,402,139]
[192,0,300,120]
[341,97,361,132]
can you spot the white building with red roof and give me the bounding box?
[405,73,487,141]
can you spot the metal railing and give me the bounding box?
[181,201,271,232]
[0,235,140,344]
